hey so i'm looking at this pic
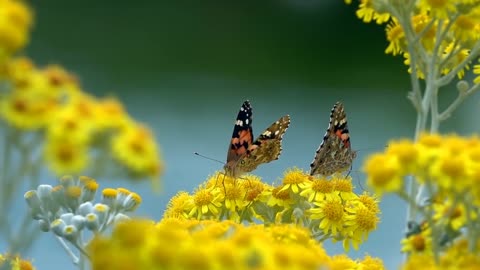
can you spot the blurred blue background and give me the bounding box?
[7,0,479,269]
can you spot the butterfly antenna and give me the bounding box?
[194,152,225,165]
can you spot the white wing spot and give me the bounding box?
[245,119,249,125]
[274,130,279,135]
[240,107,244,111]
[236,120,243,126]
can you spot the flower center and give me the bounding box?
[323,200,344,222]
[194,190,213,206]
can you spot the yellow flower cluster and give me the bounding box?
[364,134,480,199]
[164,168,380,251]
[89,218,385,270]
[0,0,32,62]
[346,0,480,81]
[402,238,480,269]
[0,254,35,270]
[364,134,480,266]
[0,57,163,180]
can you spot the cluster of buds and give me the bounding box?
[24,176,141,243]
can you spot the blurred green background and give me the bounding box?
[18,0,478,269]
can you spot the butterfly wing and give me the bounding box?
[236,115,291,174]
[225,100,254,177]
[310,102,356,176]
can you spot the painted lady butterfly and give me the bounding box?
[224,100,290,178]
[310,101,357,176]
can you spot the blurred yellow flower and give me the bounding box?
[401,226,432,254]
[418,0,457,19]
[0,253,35,270]
[0,0,32,60]
[358,255,385,270]
[363,153,403,195]
[0,89,59,129]
[44,139,88,175]
[89,218,338,270]
[111,122,163,178]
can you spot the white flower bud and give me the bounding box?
[113,213,130,224]
[122,193,141,212]
[59,175,75,188]
[78,202,94,216]
[72,215,86,231]
[60,213,74,224]
[37,185,53,207]
[63,225,78,242]
[51,219,66,237]
[85,213,99,231]
[93,203,110,226]
[24,190,41,210]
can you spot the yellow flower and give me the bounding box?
[363,153,403,195]
[473,53,480,84]
[441,42,471,79]
[0,254,35,270]
[432,200,473,231]
[412,14,436,52]
[401,227,432,254]
[386,139,419,175]
[111,122,163,178]
[403,52,425,79]
[0,0,33,58]
[299,176,336,202]
[356,0,376,23]
[94,97,130,130]
[42,64,79,95]
[358,255,385,270]
[429,151,470,192]
[357,192,381,214]
[344,201,379,250]
[241,175,269,203]
[280,167,309,194]
[266,185,293,208]
[452,13,479,43]
[385,19,405,55]
[44,139,88,176]
[309,196,345,236]
[46,105,95,145]
[222,182,246,213]
[0,87,59,130]
[401,253,436,270]
[328,254,357,270]
[418,0,457,19]
[332,175,357,201]
[163,191,193,219]
[90,219,341,270]
[188,186,222,219]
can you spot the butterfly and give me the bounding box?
[309,101,357,176]
[224,100,290,178]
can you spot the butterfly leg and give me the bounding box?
[346,164,353,177]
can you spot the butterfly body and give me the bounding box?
[225,100,290,178]
[310,102,356,176]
